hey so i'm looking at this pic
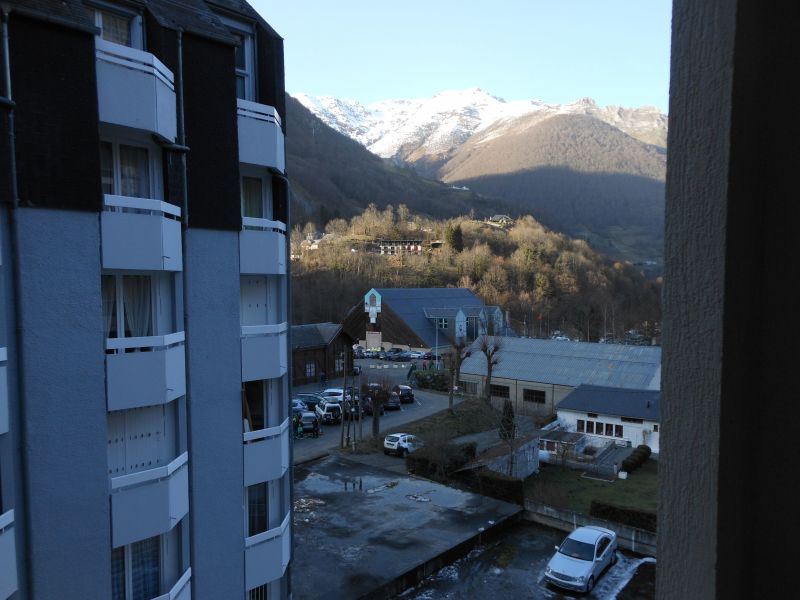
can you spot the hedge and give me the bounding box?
[474,470,525,505]
[412,372,450,392]
[406,441,477,480]
[590,500,657,532]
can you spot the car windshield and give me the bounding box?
[558,538,595,561]
[386,436,399,442]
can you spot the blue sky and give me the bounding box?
[253,1,672,112]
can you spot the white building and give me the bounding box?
[556,385,661,454]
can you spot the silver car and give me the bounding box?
[544,526,618,592]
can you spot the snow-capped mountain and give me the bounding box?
[295,88,668,170]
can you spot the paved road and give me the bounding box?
[292,360,462,465]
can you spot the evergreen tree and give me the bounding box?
[500,398,516,440]
[452,224,464,253]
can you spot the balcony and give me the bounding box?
[243,419,290,487]
[0,347,7,435]
[241,323,288,382]
[101,195,183,271]
[245,512,291,590]
[240,218,286,275]
[106,333,186,412]
[111,452,189,547]
[0,510,18,599]
[237,99,285,172]
[153,567,191,600]
[95,39,176,141]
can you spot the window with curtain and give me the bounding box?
[123,276,152,338]
[242,177,263,219]
[130,536,160,600]
[247,483,267,537]
[100,142,114,195]
[102,275,118,339]
[120,145,150,199]
[99,10,132,46]
[111,547,126,600]
[234,32,254,100]
[243,380,266,432]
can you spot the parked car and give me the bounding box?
[361,383,386,416]
[422,352,441,361]
[385,391,401,410]
[407,350,425,359]
[393,384,415,404]
[544,526,618,593]
[294,392,325,412]
[291,398,308,417]
[299,411,320,437]
[314,399,342,425]
[376,350,387,360]
[319,388,345,403]
[383,433,423,457]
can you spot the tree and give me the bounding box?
[478,335,502,406]
[499,398,517,476]
[445,222,464,253]
[446,335,468,415]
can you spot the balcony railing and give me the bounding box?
[240,218,287,275]
[106,333,186,412]
[101,195,183,271]
[110,452,189,547]
[152,567,191,600]
[237,99,285,172]
[95,39,177,141]
[0,347,7,435]
[245,512,291,590]
[0,509,18,599]
[241,323,288,382]
[243,418,290,486]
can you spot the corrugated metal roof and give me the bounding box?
[557,385,660,421]
[460,337,661,390]
[291,322,342,351]
[376,288,486,348]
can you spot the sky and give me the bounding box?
[252,0,673,113]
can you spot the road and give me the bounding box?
[292,358,462,464]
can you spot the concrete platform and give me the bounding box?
[292,455,522,599]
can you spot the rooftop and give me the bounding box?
[291,323,343,351]
[557,384,661,422]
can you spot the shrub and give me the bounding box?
[406,441,477,480]
[413,371,450,392]
[590,500,657,532]
[636,444,652,459]
[475,469,525,505]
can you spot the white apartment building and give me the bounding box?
[0,1,291,598]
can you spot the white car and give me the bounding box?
[319,388,345,402]
[544,526,618,592]
[383,433,423,457]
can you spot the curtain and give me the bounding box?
[130,536,160,600]
[101,10,131,46]
[242,177,263,219]
[111,546,126,600]
[120,145,149,198]
[123,276,152,338]
[102,275,117,338]
[100,142,114,195]
[248,483,267,536]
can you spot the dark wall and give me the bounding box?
[256,25,285,130]
[182,33,240,230]
[8,14,101,211]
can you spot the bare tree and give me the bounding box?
[478,335,502,406]
[364,374,393,439]
[446,335,468,415]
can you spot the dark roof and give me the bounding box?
[144,0,236,44]
[375,288,485,348]
[557,385,660,422]
[342,301,427,349]
[291,323,343,351]
[5,0,96,33]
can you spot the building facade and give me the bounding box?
[0,1,290,598]
[291,323,353,386]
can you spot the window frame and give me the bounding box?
[241,173,274,221]
[523,388,546,403]
[103,273,177,342]
[100,135,163,200]
[488,383,510,399]
[219,15,257,101]
[112,535,164,600]
[90,2,144,49]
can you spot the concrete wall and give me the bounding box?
[557,409,660,454]
[184,229,246,598]
[15,209,111,598]
[459,374,572,417]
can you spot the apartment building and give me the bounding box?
[0,1,290,599]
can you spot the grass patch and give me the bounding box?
[350,397,498,454]
[525,459,657,515]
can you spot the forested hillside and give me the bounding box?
[292,206,661,342]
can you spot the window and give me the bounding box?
[91,6,143,49]
[523,389,546,403]
[653,424,659,432]
[335,357,344,373]
[615,425,623,438]
[305,362,316,377]
[103,274,176,340]
[241,176,273,220]
[596,537,610,558]
[436,317,448,329]
[111,536,161,600]
[489,384,509,399]
[100,140,160,199]
[577,419,585,432]
[247,483,267,537]
[605,423,614,436]
[621,416,644,424]
[459,381,478,395]
[248,584,269,600]
[586,421,594,434]
[232,31,255,100]
[242,380,267,432]
[587,412,598,419]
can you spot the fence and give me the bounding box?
[523,500,657,556]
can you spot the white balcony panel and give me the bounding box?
[240,219,286,275]
[153,567,191,600]
[245,513,291,590]
[96,39,177,141]
[237,99,285,172]
[106,333,186,411]
[241,323,288,382]
[0,347,7,435]
[111,452,189,547]
[0,510,18,600]
[243,419,290,486]
[102,196,183,271]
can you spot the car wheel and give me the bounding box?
[611,551,618,566]
[586,576,594,593]
[383,449,389,455]
[401,448,408,458]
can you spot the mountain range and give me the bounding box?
[288,89,668,264]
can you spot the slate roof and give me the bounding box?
[291,323,343,351]
[460,337,661,390]
[557,384,661,422]
[375,288,486,348]
[5,0,96,33]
